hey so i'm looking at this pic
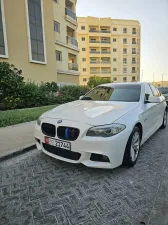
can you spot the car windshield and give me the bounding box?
[158,88,168,95]
[82,84,141,102]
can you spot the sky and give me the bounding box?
[76,0,168,82]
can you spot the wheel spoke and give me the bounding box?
[131,132,140,162]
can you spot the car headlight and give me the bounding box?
[37,118,41,126]
[86,124,126,137]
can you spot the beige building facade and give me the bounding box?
[77,17,141,85]
[0,0,79,85]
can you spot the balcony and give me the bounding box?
[89,30,99,33]
[132,31,137,34]
[90,71,100,74]
[123,42,127,45]
[100,30,110,33]
[89,40,100,43]
[90,61,100,64]
[123,52,127,55]
[101,61,111,64]
[68,63,78,71]
[90,51,100,54]
[132,51,137,55]
[65,7,77,22]
[101,40,111,44]
[101,51,111,54]
[132,70,136,73]
[123,62,127,64]
[101,71,111,74]
[132,61,136,64]
[67,36,78,47]
[132,42,137,45]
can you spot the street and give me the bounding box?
[0,126,168,225]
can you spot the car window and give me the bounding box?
[150,84,160,97]
[82,85,141,102]
[145,84,153,100]
[158,88,168,95]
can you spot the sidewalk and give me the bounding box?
[0,121,36,158]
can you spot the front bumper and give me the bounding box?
[34,118,131,169]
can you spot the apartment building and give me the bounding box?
[0,0,79,85]
[77,17,141,85]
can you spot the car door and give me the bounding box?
[141,84,157,142]
[149,84,165,128]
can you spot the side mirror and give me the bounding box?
[147,96,161,103]
[79,95,84,100]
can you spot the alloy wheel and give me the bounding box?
[130,131,140,162]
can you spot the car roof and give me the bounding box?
[99,82,148,87]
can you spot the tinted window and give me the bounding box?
[145,84,153,100]
[82,85,141,102]
[150,85,160,97]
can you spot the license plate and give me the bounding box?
[45,137,71,151]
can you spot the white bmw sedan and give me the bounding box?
[34,82,167,169]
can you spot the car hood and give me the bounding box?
[41,100,139,126]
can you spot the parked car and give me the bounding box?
[158,87,168,106]
[34,82,167,169]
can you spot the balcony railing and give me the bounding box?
[90,61,100,64]
[123,62,127,64]
[89,30,99,33]
[65,7,77,21]
[132,52,137,54]
[132,42,137,44]
[68,63,78,71]
[101,71,111,74]
[101,61,111,64]
[132,31,137,34]
[101,40,111,43]
[132,70,136,73]
[123,52,127,54]
[67,36,78,47]
[100,30,110,33]
[90,71,100,74]
[123,42,127,44]
[132,61,136,64]
[90,51,100,54]
[101,51,111,54]
[89,40,100,43]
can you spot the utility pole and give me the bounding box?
[162,73,164,87]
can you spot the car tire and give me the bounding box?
[123,126,141,167]
[160,109,167,129]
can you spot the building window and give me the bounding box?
[26,0,46,63]
[123,77,127,82]
[113,38,117,42]
[82,48,86,51]
[132,38,136,44]
[123,38,127,44]
[0,0,8,58]
[132,67,136,73]
[132,48,136,54]
[123,58,127,64]
[132,57,136,64]
[123,68,127,73]
[113,68,117,71]
[53,0,58,2]
[132,76,136,81]
[81,26,85,30]
[123,28,127,33]
[82,58,86,62]
[132,28,136,34]
[123,48,127,54]
[82,37,85,41]
[56,50,62,61]
[113,58,117,62]
[83,78,87,82]
[113,77,117,81]
[113,28,117,31]
[83,68,86,72]
[54,21,60,32]
[113,48,117,52]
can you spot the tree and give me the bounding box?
[87,75,111,88]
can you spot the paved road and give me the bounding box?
[0,127,168,225]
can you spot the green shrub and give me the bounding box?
[87,75,111,88]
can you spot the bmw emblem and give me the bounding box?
[57,120,62,124]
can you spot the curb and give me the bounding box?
[0,144,36,162]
